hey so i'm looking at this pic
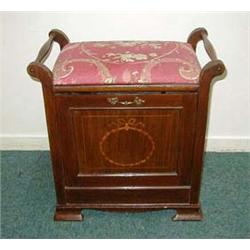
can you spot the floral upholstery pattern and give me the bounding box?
[53,41,201,85]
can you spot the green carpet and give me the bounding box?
[1,151,249,238]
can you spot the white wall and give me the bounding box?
[1,12,249,151]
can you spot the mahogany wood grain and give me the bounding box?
[201,32,217,61]
[173,207,203,221]
[35,34,55,63]
[49,29,70,50]
[187,27,218,61]
[27,28,225,222]
[187,27,208,51]
[190,60,225,203]
[53,84,199,93]
[54,207,83,221]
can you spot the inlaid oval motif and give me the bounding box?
[99,119,155,167]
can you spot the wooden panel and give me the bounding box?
[65,187,190,204]
[55,93,197,187]
[72,108,181,174]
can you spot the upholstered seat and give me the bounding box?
[53,41,201,85]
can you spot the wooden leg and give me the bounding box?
[54,207,83,221]
[172,207,203,221]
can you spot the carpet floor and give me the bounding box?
[1,151,249,238]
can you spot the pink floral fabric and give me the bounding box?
[53,41,201,85]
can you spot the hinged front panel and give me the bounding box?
[56,93,197,187]
[72,108,180,174]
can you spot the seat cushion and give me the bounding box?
[53,41,201,85]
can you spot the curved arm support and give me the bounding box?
[49,29,70,50]
[199,59,225,85]
[187,27,208,51]
[27,29,69,86]
[188,27,218,62]
[27,62,53,86]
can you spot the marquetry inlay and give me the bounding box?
[99,118,155,167]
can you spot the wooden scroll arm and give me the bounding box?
[188,27,226,80]
[187,27,218,61]
[188,29,226,203]
[27,29,69,84]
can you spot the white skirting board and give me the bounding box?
[204,136,250,152]
[0,134,249,152]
